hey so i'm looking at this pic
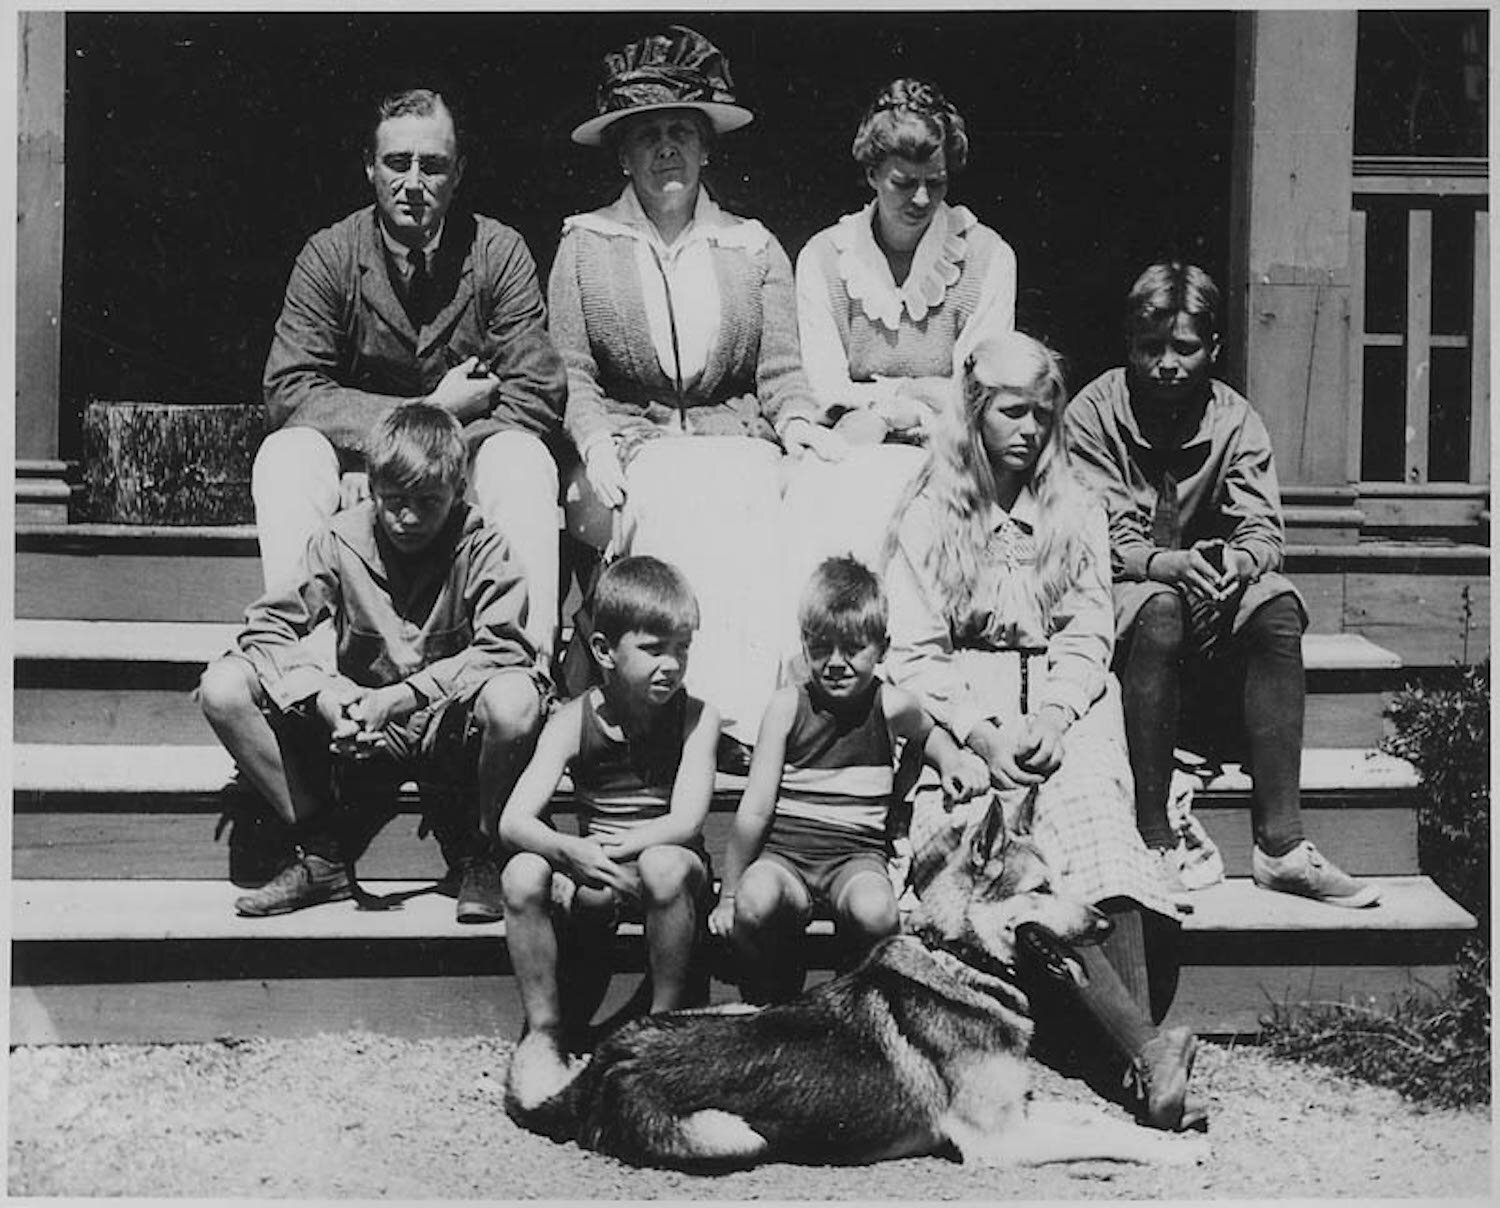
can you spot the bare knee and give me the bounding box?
[637,845,702,907]
[198,657,260,725]
[501,851,554,913]
[733,863,803,933]
[476,675,543,746]
[837,875,899,942]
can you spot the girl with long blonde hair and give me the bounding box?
[883,329,1206,1134]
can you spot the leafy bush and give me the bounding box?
[1264,661,1490,1107]
[1384,661,1490,925]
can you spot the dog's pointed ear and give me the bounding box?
[969,792,1005,871]
[1008,785,1038,837]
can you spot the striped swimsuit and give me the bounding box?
[570,688,707,860]
[761,682,923,903]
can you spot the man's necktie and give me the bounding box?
[1151,469,1180,549]
[405,249,429,328]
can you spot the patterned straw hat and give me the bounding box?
[570,24,755,147]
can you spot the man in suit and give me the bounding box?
[257,87,567,660]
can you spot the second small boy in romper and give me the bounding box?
[709,555,990,1004]
[500,556,719,1085]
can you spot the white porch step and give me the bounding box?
[11,742,1418,799]
[11,875,1474,943]
[12,618,1403,671]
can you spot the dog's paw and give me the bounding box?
[506,1030,581,1112]
[673,1109,768,1161]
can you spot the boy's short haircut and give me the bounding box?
[366,402,468,493]
[1126,261,1221,344]
[799,555,889,651]
[592,555,700,644]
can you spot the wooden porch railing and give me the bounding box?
[1349,157,1489,527]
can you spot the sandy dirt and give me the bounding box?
[7,1031,1491,1201]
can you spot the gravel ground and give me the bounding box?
[6,1032,1490,1200]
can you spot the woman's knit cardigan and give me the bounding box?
[548,208,817,457]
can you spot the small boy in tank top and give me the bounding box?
[708,555,989,1003]
[500,556,719,1081]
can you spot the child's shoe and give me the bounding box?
[455,854,504,924]
[1251,840,1381,908]
[234,851,350,916]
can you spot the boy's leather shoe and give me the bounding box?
[234,852,351,917]
[455,854,504,924]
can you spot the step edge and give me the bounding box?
[10,876,1475,942]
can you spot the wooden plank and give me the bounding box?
[1168,962,1467,1035]
[1470,210,1489,485]
[14,876,1469,943]
[1344,572,1491,666]
[9,968,770,1047]
[16,11,64,463]
[1287,571,1344,632]
[15,797,1421,882]
[1194,798,1416,876]
[16,551,263,622]
[1358,495,1489,530]
[1243,280,1353,487]
[12,688,217,746]
[11,956,1466,1044]
[1302,632,1402,670]
[1405,208,1433,483]
[11,743,1421,799]
[13,619,239,662]
[1302,691,1392,749]
[1233,10,1357,488]
[1347,208,1367,482]
[1354,176,1489,197]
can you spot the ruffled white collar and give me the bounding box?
[564,186,769,253]
[831,201,978,330]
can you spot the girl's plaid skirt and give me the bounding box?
[909,677,1180,923]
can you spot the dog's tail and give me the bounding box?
[503,1033,592,1141]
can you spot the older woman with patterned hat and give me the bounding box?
[551,26,840,766]
[781,79,1018,619]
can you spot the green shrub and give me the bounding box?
[1384,660,1490,925]
[1264,661,1490,1107]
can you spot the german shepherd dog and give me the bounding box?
[506,794,1209,1169]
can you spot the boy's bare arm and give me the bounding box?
[497,701,582,866]
[886,685,989,801]
[599,698,721,862]
[711,688,798,918]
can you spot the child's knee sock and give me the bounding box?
[1121,597,1185,850]
[1240,596,1307,856]
[1098,899,1151,1016]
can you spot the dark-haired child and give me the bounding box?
[1065,261,1379,908]
[500,555,719,1074]
[708,555,989,1003]
[199,401,547,921]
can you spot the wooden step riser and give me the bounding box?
[11,674,1404,748]
[17,550,261,623]
[18,546,1490,666]
[10,929,1469,1044]
[7,689,1399,749]
[11,800,1422,881]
